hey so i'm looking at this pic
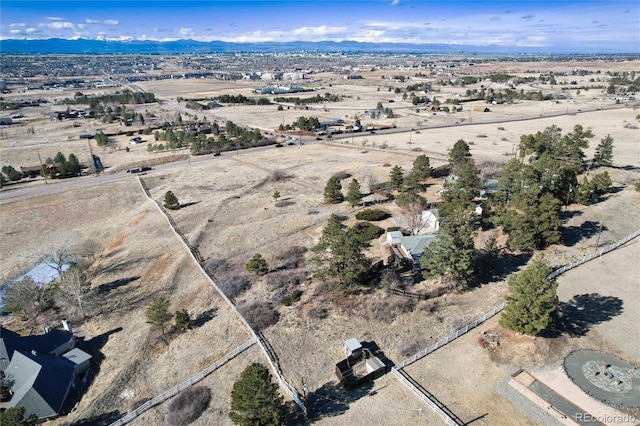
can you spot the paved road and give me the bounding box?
[0,89,627,206]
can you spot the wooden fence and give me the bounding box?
[136,178,307,416]
[391,228,640,425]
[108,338,256,426]
[548,229,640,280]
[392,286,448,301]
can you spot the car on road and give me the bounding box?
[213,152,221,156]
[126,166,152,173]
[275,143,283,147]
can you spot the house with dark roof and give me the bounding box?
[0,325,91,420]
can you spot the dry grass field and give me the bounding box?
[1,58,639,425]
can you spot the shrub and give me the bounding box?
[164,191,180,210]
[166,386,211,426]
[352,222,385,241]
[275,245,307,269]
[386,226,401,232]
[366,298,414,322]
[398,341,422,358]
[355,208,389,221]
[265,269,306,289]
[175,309,191,331]
[275,200,294,207]
[239,301,279,331]
[203,258,229,277]
[307,306,328,320]
[217,274,250,298]
[332,170,351,180]
[282,289,303,306]
[268,169,291,182]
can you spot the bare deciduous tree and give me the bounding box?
[2,276,51,325]
[395,201,431,235]
[30,236,78,274]
[55,263,91,320]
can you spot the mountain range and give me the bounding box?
[0,38,626,55]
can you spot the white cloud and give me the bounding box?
[44,21,75,30]
[86,19,119,26]
[10,23,26,28]
[45,17,64,21]
[391,0,400,5]
[291,25,347,37]
[179,28,195,37]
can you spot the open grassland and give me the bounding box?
[1,59,639,425]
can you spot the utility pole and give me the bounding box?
[87,138,97,176]
[37,149,48,185]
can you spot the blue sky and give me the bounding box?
[1,1,638,52]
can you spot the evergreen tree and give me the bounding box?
[500,257,558,336]
[448,139,472,172]
[94,131,109,146]
[246,253,269,276]
[60,153,81,177]
[0,406,37,426]
[53,151,66,164]
[438,158,481,224]
[323,176,344,204]
[401,171,421,194]
[145,295,173,335]
[593,134,614,167]
[1,165,22,182]
[411,154,432,180]
[164,191,180,210]
[312,216,370,286]
[389,165,404,190]
[229,363,283,426]
[518,125,592,202]
[420,222,476,290]
[591,171,613,199]
[494,186,562,251]
[175,309,191,331]
[345,178,362,207]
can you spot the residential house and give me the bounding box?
[385,231,437,264]
[0,324,92,420]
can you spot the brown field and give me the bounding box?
[1,58,639,426]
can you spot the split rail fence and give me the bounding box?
[135,178,307,416]
[137,178,638,425]
[108,338,256,426]
[392,228,640,425]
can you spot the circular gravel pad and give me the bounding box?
[564,349,640,408]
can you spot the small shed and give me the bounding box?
[344,338,362,358]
